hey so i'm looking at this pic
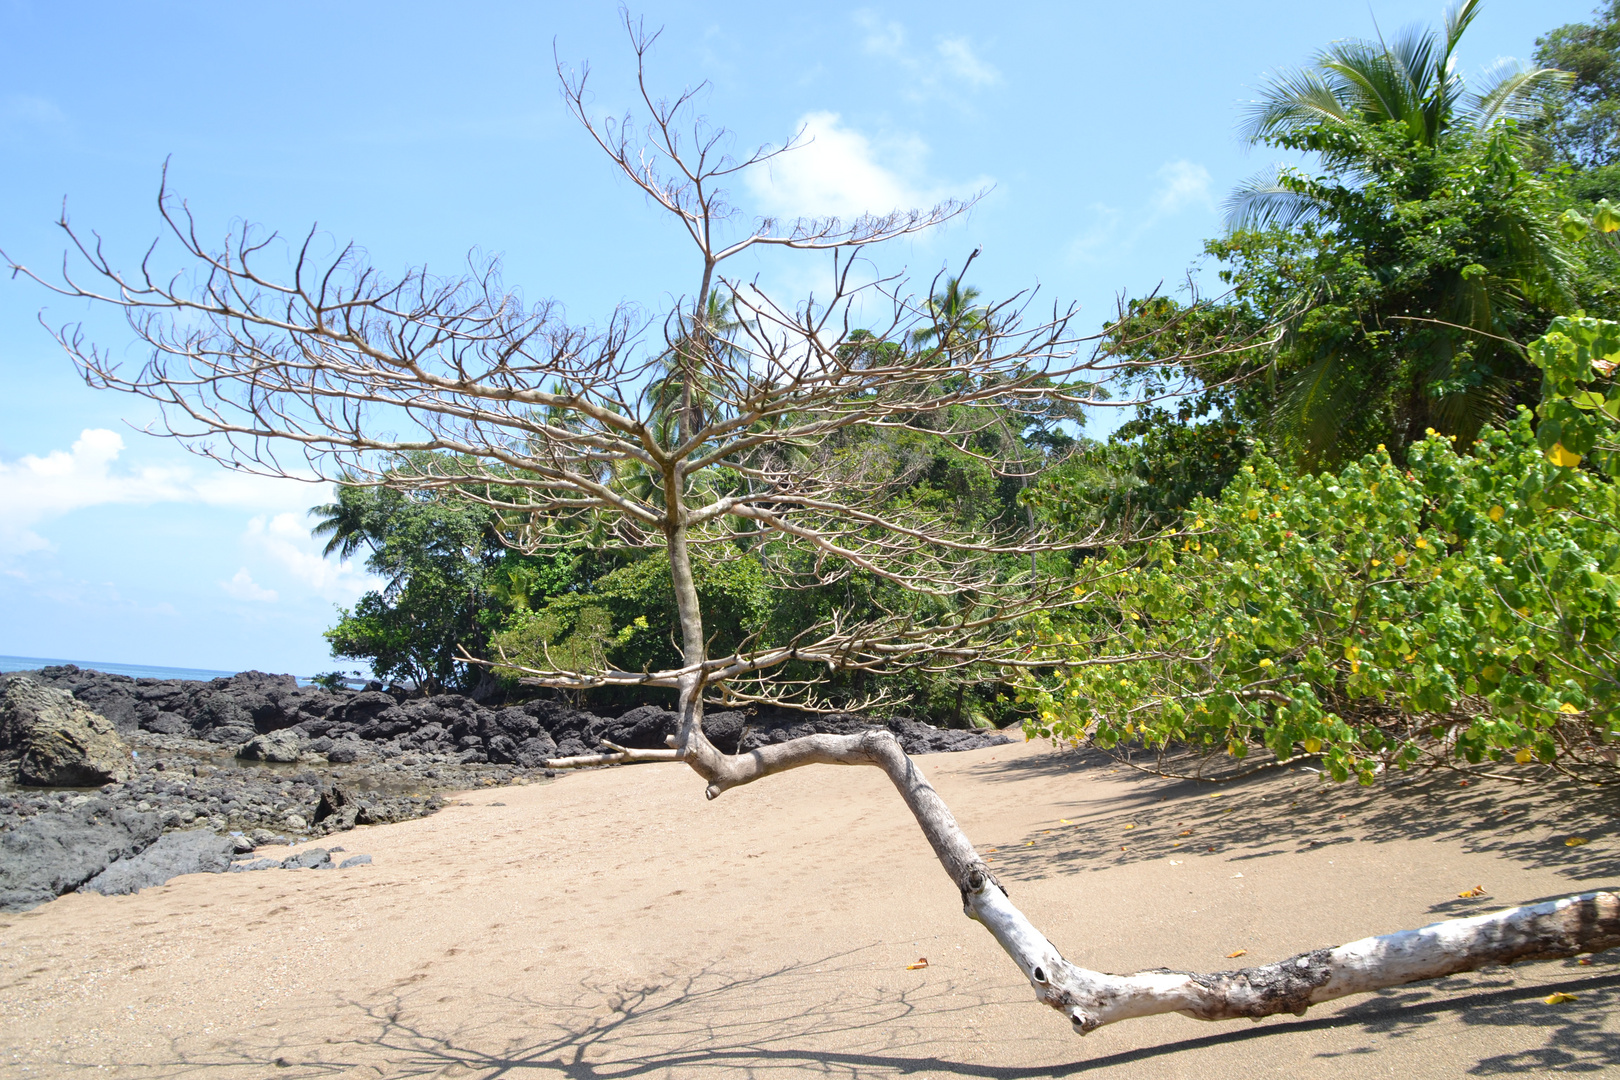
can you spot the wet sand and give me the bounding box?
[2,739,1617,1078]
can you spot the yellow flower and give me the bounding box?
[1415,537,1429,550]
[1559,702,1581,715]
[1488,505,1504,522]
[1491,555,1503,565]
[1370,559,1382,567]
[1258,658,1273,668]
[1246,507,1259,521]
[1377,443,1387,452]
[1515,749,1532,764]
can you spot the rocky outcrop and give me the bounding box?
[80,828,242,896]
[237,729,301,763]
[0,664,1012,914]
[0,801,161,911]
[19,665,1010,768]
[2,675,132,786]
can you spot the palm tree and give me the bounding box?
[644,290,743,445]
[1228,0,1570,230]
[309,483,379,560]
[911,277,989,363]
[1211,0,1580,465]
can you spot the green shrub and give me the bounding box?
[1024,403,1620,782]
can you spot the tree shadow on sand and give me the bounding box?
[124,948,1620,1077]
[968,746,1620,896]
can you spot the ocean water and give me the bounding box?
[0,655,279,684]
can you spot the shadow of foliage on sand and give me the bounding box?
[126,950,1620,1077]
[969,746,1620,895]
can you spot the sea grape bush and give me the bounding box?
[1023,325,1620,781]
[1530,314,1620,471]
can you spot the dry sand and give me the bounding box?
[2,739,1617,1078]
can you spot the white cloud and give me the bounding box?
[855,11,906,56]
[243,513,373,603]
[746,111,983,221]
[221,568,278,603]
[937,38,1000,88]
[0,428,321,556]
[1067,160,1219,263]
[1151,160,1216,215]
[853,12,1000,99]
[3,94,67,127]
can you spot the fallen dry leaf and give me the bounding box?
[1544,992,1578,1004]
[1124,824,1136,830]
[1566,837,1591,847]
[1179,830,1193,836]
[906,958,929,970]
[1227,949,1248,958]
[1458,885,1487,898]
[1059,819,1072,825]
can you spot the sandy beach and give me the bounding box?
[2,739,1616,1078]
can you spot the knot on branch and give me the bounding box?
[959,860,1005,910]
[1185,948,1338,1020]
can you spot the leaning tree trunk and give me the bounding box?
[572,725,1620,1034]
[578,488,1620,1034]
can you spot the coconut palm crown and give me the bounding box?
[1228,0,1570,230]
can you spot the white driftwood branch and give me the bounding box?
[675,726,1619,1034]
[969,876,1620,1033]
[543,741,682,770]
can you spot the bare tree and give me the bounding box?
[7,17,1614,1038]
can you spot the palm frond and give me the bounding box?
[1239,67,1353,144]
[1441,0,1482,59]
[1320,41,1421,128]
[1468,62,1575,128]
[1223,169,1326,232]
[1269,352,1368,468]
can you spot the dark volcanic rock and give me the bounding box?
[1,663,1008,915]
[80,828,239,896]
[283,847,335,870]
[142,712,190,736]
[0,803,161,911]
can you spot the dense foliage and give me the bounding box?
[1023,319,1620,781]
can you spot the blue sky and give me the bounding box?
[0,0,1590,675]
